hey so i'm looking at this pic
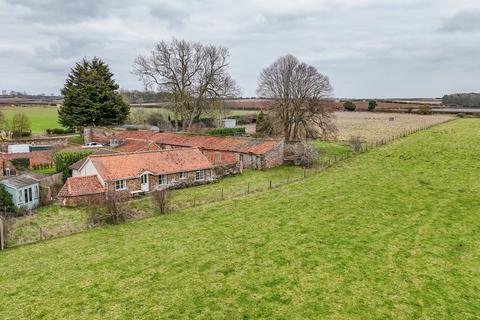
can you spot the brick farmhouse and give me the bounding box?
[58,148,214,206]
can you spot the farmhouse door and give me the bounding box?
[141,174,149,192]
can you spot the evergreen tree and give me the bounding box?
[59,57,130,129]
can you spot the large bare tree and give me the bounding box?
[257,54,337,141]
[133,38,239,130]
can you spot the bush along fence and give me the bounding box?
[2,117,456,249]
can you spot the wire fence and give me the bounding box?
[2,117,456,249]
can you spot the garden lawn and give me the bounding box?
[1,119,479,319]
[1,106,63,134]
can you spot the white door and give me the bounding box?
[141,174,149,192]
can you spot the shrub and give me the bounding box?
[0,185,15,215]
[256,111,274,137]
[368,100,377,112]
[146,112,165,126]
[10,113,31,138]
[88,194,130,225]
[349,136,363,153]
[207,127,246,136]
[11,158,30,171]
[46,128,76,135]
[55,150,93,180]
[343,101,356,112]
[417,105,433,115]
[297,142,320,168]
[151,189,169,215]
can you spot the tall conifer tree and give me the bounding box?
[59,57,130,129]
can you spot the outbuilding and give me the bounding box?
[0,175,40,210]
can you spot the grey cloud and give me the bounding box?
[1,0,480,97]
[439,10,480,33]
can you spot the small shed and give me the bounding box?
[223,119,237,128]
[0,175,40,210]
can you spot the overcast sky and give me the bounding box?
[1,0,479,98]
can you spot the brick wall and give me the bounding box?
[60,193,106,207]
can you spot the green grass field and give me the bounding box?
[1,119,479,319]
[0,106,63,134]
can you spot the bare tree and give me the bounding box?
[257,54,337,141]
[133,38,240,131]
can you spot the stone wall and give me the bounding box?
[105,169,216,199]
[261,141,285,169]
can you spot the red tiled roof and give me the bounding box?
[110,131,282,155]
[58,175,105,197]
[69,149,119,170]
[90,148,213,181]
[115,139,161,153]
[4,151,53,167]
[151,132,282,155]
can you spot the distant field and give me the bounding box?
[129,106,257,121]
[0,119,479,318]
[0,106,62,134]
[334,112,454,142]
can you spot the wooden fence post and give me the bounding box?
[221,188,224,200]
[39,227,43,241]
[0,217,4,251]
[247,183,250,194]
[269,180,272,189]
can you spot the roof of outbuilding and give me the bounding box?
[110,131,283,155]
[1,174,39,189]
[58,175,105,197]
[3,151,53,166]
[89,148,213,181]
[115,139,161,153]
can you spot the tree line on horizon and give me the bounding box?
[59,38,337,142]
[442,93,480,107]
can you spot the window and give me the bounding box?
[141,174,148,184]
[5,168,10,176]
[239,154,243,161]
[249,154,254,162]
[159,174,167,185]
[180,172,187,179]
[195,170,205,181]
[115,180,126,190]
[23,187,33,203]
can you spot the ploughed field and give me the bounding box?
[1,119,479,319]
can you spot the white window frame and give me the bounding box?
[115,179,126,190]
[179,172,187,180]
[195,170,205,181]
[141,173,148,185]
[159,174,167,185]
[249,154,254,162]
[5,168,10,176]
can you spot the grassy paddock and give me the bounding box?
[0,106,63,134]
[1,119,479,319]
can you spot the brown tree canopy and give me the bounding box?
[133,38,239,130]
[257,54,337,141]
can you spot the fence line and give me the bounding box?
[3,118,456,250]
